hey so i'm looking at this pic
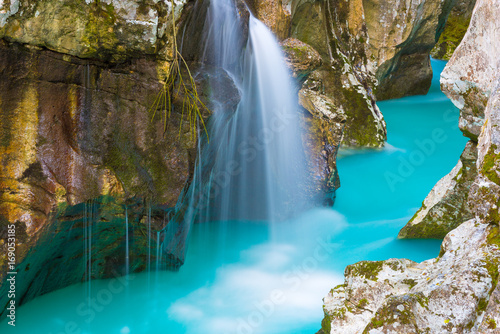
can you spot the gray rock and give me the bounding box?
[322,219,500,333]
[398,141,477,239]
[323,1,500,331]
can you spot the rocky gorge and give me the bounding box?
[0,0,495,332]
[320,0,500,332]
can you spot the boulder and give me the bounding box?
[323,2,500,330]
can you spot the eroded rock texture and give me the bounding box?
[399,141,477,239]
[0,0,347,311]
[0,0,226,313]
[291,0,387,147]
[322,1,500,331]
[364,0,457,100]
[322,220,500,333]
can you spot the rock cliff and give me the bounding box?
[431,0,477,60]
[321,0,500,331]
[399,0,500,239]
[0,0,240,313]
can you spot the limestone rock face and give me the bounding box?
[398,0,500,240]
[431,0,477,60]
[299,88,346,204]
[0,196,177,318]
[0,0,184,63]
[398,141,477,239]
[322,2,500,330]
[0,0,245,309]
[249,0,291,40]
[468,77,500,223]
[291,0,387,147]
[322,219,500,333]
[279,36,344,203]
[440,0,500,141]
[0,39,209,299]
[280,38,322,84]
[364,0,456,100]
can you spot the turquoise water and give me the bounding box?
[0,59,468,334]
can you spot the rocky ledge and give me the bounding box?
[321,219,499,333]
[321,0,500,332]
[399,0,500,239]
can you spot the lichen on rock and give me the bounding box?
[399,141,477,239]
[431,0,477,61]
[323,1,500,331]
[322,219,500,333]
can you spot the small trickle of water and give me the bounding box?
[125,206,129,276]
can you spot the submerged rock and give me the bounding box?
[0,0,245,307]
[0,41,194,275]
[0,196,179,317]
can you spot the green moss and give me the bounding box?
[432,15,472,60]
[482,144,500,185]
[348,261,384,281]
[331,306,347,320]
[402,278,417,289]
[321,310,333,332]
[332,283,347,291]
[357,298,369,308]
[483,228,500,303]
[400,219,451,240]
[82,1,122,61]
[465,319,475,330]
[487,317,497,329]
[340,86,385,147]
[488,225,500,247]
[477,297,489,314]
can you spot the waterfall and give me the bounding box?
[125,206,129,276]
[162,0,310,263]
[192,0,309,222]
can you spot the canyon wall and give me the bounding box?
[320,0,500,331]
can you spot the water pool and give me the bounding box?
[0,59,468,334]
